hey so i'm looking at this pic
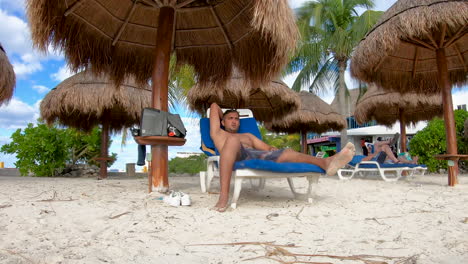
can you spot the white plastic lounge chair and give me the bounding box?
[337,155,427,182]
[199,109,324,209]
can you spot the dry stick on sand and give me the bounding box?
[0,204,12,209]
[36,190,75,202]
[188,242,414,264]
[109,212,131,219]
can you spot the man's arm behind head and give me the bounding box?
[209,103,223,137]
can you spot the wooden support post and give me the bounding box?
[150,6,175,192]
[399,108,407,153]
[301,131,308,154]
[99,120,109,179]
[436,48,458,186]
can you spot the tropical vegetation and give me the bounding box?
[409,110,468,172]
[1,120,115,176]
[288,0,382,144]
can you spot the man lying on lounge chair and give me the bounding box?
[209,102,355,212]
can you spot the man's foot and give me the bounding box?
[212,197,229,213]
[325,142,355,176]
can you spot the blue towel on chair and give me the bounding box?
[234,159,325,173]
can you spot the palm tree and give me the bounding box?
[287,0,382,146]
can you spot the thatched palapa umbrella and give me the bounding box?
[0,43,16,105]
[354,85,443,152]
[28,0,298,192]
[265,91,347,154]
[350,0,468,186]
[40,71,151,179]
[187,73,300,122]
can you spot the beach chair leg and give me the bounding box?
[337,169,355,180]
[249,178,264,191]
[379,169,401,182]
[306,175,319,203]
[200,171,207,192]
[286,177,298,198]
[231,177,243,209]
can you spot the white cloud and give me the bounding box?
[32,85,50,94]
[0,9,63,77]
[0,98,40,129]
[51,65,74,81]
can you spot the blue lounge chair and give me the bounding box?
[337,155,427,182]
[199,109,324,209]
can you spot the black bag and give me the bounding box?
[140,108,186,138]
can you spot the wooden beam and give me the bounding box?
[436,48,459,186]
[444,25,467,48]
[64,0,87,16]
[176,0,196,8]
[172,11,177,51]
[439,23,446,48]
[453,44,467,72]
[412,46,419,78]
[112,0,138,46]
[141,0,159,8]
[401,39,434,51]
[210,6,233,50]
[408,37,436,50]
[426,32,438,49]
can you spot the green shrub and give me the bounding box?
[1,121,117,176]
[409,109,468,172]
[169,154,207,174]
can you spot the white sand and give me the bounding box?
[0,173,467,264]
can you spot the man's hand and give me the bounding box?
[270,147,278,151]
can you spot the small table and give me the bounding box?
[134,136,186,146]
[434,154,468,161]
[134,136,186,192]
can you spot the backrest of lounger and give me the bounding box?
[200,117,262,156]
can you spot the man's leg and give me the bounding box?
[276,142,355,176]
[380,145,399,163]
[214,136,241,212]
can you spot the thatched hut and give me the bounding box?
[350,0,468,186]
[187,75,300,122]
[40,71,151,179]
[27,0,298,191]
[355,85,443,151]
[0,43,16,105]
[265,91,346,154]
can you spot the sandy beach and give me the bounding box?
[0,172,467,264]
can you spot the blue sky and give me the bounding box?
[0,0,467,171]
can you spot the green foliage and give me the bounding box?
[409,110,468,172]
[259,125,301,152]
[1,123,69,176]
[1,121,117,176]
[169,154,207,174]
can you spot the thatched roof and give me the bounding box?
[40,71,151,132]
[0,43,16,105]
[265,91,346,134]
[354,85,443,126]
[330,88,365,117]
[351,0,468,93]
[27,0,298,87]
[187,73,300,122]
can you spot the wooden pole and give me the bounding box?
[99,120,109,179]
[436,47,458,186]
[399,108,407,153]
[150,6,175,192]
[301,131,308,154]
